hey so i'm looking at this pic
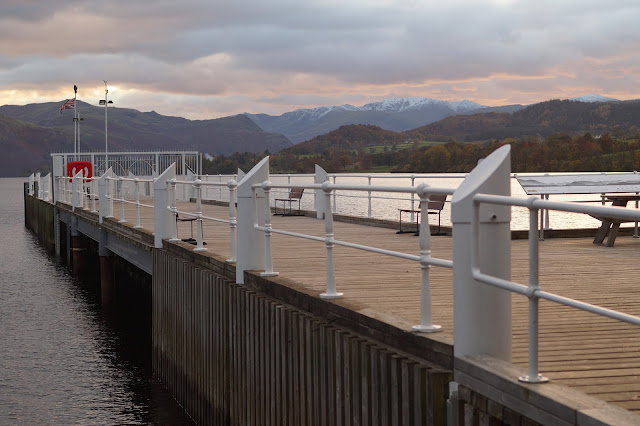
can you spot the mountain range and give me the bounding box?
[0,101,292,176]
[247,97,530,143]
[0,94,630,176]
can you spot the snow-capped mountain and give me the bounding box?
[570,94,620,103]
[246,97,494,143]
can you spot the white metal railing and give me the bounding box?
[105,176,155,229]
[253,180,455,332]
[38,149,640,385]
[471,193,640,383]
[167,178,238,260]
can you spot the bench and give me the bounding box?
[274,188,304,216]
[397,194,447,235]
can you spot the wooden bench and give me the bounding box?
[274,188,304,216]
[396,194,447,235]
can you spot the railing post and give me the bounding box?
[410,175,416,222]
[153,163,176,248]
[43,173,51,201]
[193,179,207,252]
[72,171,83,211]
[451,145,512,361]
[412,187,442,333]
[134,178,142,229]
[635,192,639,239]
[98,169,114,223]
[91,179,98,213]
[28,173,34,195]
[118,177,126,223]
[314,165,329,219]
[519,203,549,383]
[168,179,180,242]
[227,181,237,263]
[83,177,90,210]
[320,181,343,299]
[367,174,372,218]
[260,182,278,276]
[236,157,269,284]
[332,175,337,213]
[35,172,41,199]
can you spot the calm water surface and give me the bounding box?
[0,178,192,425]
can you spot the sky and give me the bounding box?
[2,0,640,120]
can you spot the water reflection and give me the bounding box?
[0,178,193,425]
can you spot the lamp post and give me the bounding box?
[73,85,77,159]
[73,114,85,156]
[99,81,113,171]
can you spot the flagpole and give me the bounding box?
[73,85,77,159]
[104,81,108,170]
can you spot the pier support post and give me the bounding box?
[236,157,269,284]
[451,145,512,361]
[314,164,329,219]
[70,217,86,275]
[99,229,115,306]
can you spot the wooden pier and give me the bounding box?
[25,165,640,425]
[127,200,640,413]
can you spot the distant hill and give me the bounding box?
[246,97,526,143]
[0,101,292,176]
[277,99,640,157]
[0,115,71,177]
[408,99,640,142]
[285,124,404,155]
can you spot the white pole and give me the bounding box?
[227,181,237,263]
[320,182,343,299]
[412,190,442,333]
[104,81,109,169]
[193,179,207,252]
[519,207,548,383]
[118,177,126,223]
[134,178,142,229]
[367,175,372,218]
[73,90,77,158]
[260,183,278,276]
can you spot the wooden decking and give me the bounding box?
[122,200,640,414]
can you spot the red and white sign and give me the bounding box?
[66,161,92,182]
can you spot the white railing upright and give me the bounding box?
[451,145,512,361]
[71,170,84,211]
[314,165,329,219]
[236,157,269,284]
[98,168,114,223]
[154,163,176,248]
[28,173,34,196]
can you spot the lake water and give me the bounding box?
[0,178,193,425]
[203,173,614,231]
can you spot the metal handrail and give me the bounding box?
[471,193,640,383]
[251,181,454,333]
[167,178,238,260]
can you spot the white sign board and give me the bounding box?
[516,173,640,195]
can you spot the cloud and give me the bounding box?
[2,0,640,118]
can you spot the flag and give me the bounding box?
[59,99,75,114]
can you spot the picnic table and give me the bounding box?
[591,195,640,247]
[515,172,640,241]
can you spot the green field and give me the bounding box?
[363,140,446,155]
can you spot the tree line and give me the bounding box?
[202,132,640,175]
